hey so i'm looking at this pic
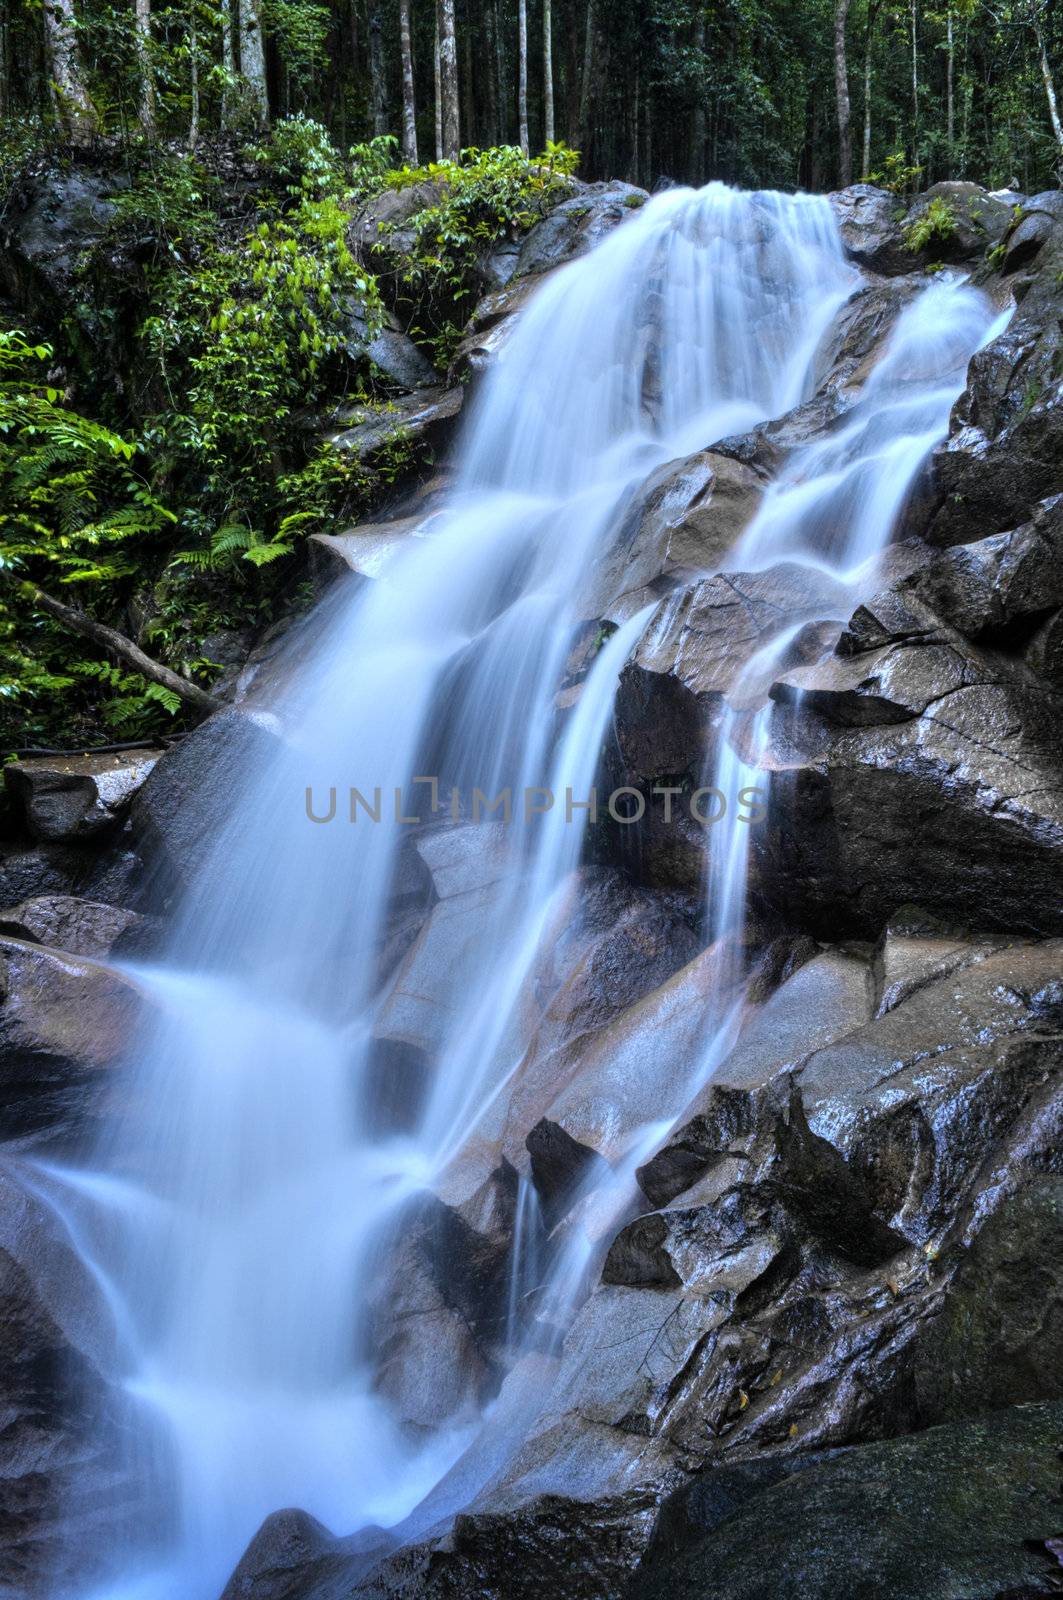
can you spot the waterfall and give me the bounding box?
[46,185,1004,1600]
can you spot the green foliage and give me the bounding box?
[250,114,345,201]
[0,329,183,743]
[904,196,958,252]
[383,143,580,363]
[871,153,926,195]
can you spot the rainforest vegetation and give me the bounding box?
[0,0,1060,746]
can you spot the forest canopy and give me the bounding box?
[2,0,1063,193]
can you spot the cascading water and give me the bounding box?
[38,184,1005,1600]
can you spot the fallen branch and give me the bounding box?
[21,582,222,715]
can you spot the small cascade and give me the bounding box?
[48,185,1009,1600]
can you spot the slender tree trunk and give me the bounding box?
[483,0,500,143]
[368,0,388,135]
[577,0,595,158]
[42,0,96,140]
[493,0,506,141]
[862,0,876,177]
[399,0,418,161]
[438,0,459,158]
[461,11,475,144]
[1034,10,1063,171]
[543,0,555,144]
[910,0,918,162]
[946,5,954,168]
[434,10,443,158]
[691,6,706,183]
[517,0,529,152]
[188,0,199,148]
[133,0,155,130]
[220,0,234,127]
[834,0,852,186]
[239,0,269,127]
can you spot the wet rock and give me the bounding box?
[583,450,768,624]
[130,710,281,895]
[326,386,463,462]
[826,184,909,274]
[0,168,120,322]
[348,179,446,272]
[4,749,159,843]
[448,273,545,386]
[632,1402,1063,1600]
[764,664,1063,938]
[916,222,1063,546]
[219,1509,351,1600]
[308,512,426,592]
[1027,606,1063,684]
[639,949,873,1207]
[0,936,140,1140]
[0,840,142,910]
[0,1162,131,1598]
[526,1117,609,1228]
[904,181,1015,263]
[0,895,157,959]
[915,1177,1063,1422]
[894,493,1063,638]
[1001,205,1063,273]
[513,182,648,278]
[341,304,439,391]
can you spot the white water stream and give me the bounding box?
[38,185,1005,1600]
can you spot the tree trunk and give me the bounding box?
[1034,10,1063,171]
[577,0,595,158]
[518,0,529,153]
[399,0,418,161]
[220,0,234,128]
[42,0,96,141]
[23,585,221,715]
[239,0,269,127]
[438,0,459,159]
[188,0,199,148]
[133,0,155,130]
[946,5,954,167]
[368,0,388,136]
[862,0,876,177]
[543,0,554,144]
[434,10,443,158]
[691,6,706,183]
[834,0,852,186]
[483,0,500,143]
[910,0,918,161]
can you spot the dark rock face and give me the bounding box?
[827,180,1014,276]
[827,183,910,274]
[0,895,157,959]
[4,749,159,844]
[632,1403,1063,1600]
[130,709,280,893]
[326,385,464,462]
[0,168,120,323]
[513,182,648,279]
[0,935,141,1141]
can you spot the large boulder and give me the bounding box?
[0,840,142,910]
[0,167,120,324]
[914,217,1063,547]
[915,1177,1063,1421]
[0,895,157,960]
[130,709,281,895]
[4,749,159,844]
[0,1162,132,1598]
[0,935,141,1140]
[760,617,1063,938]
[325,385,463,463]
[827,183,910,274]
[513,182,648,278]
[631,1403,1063,1600]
